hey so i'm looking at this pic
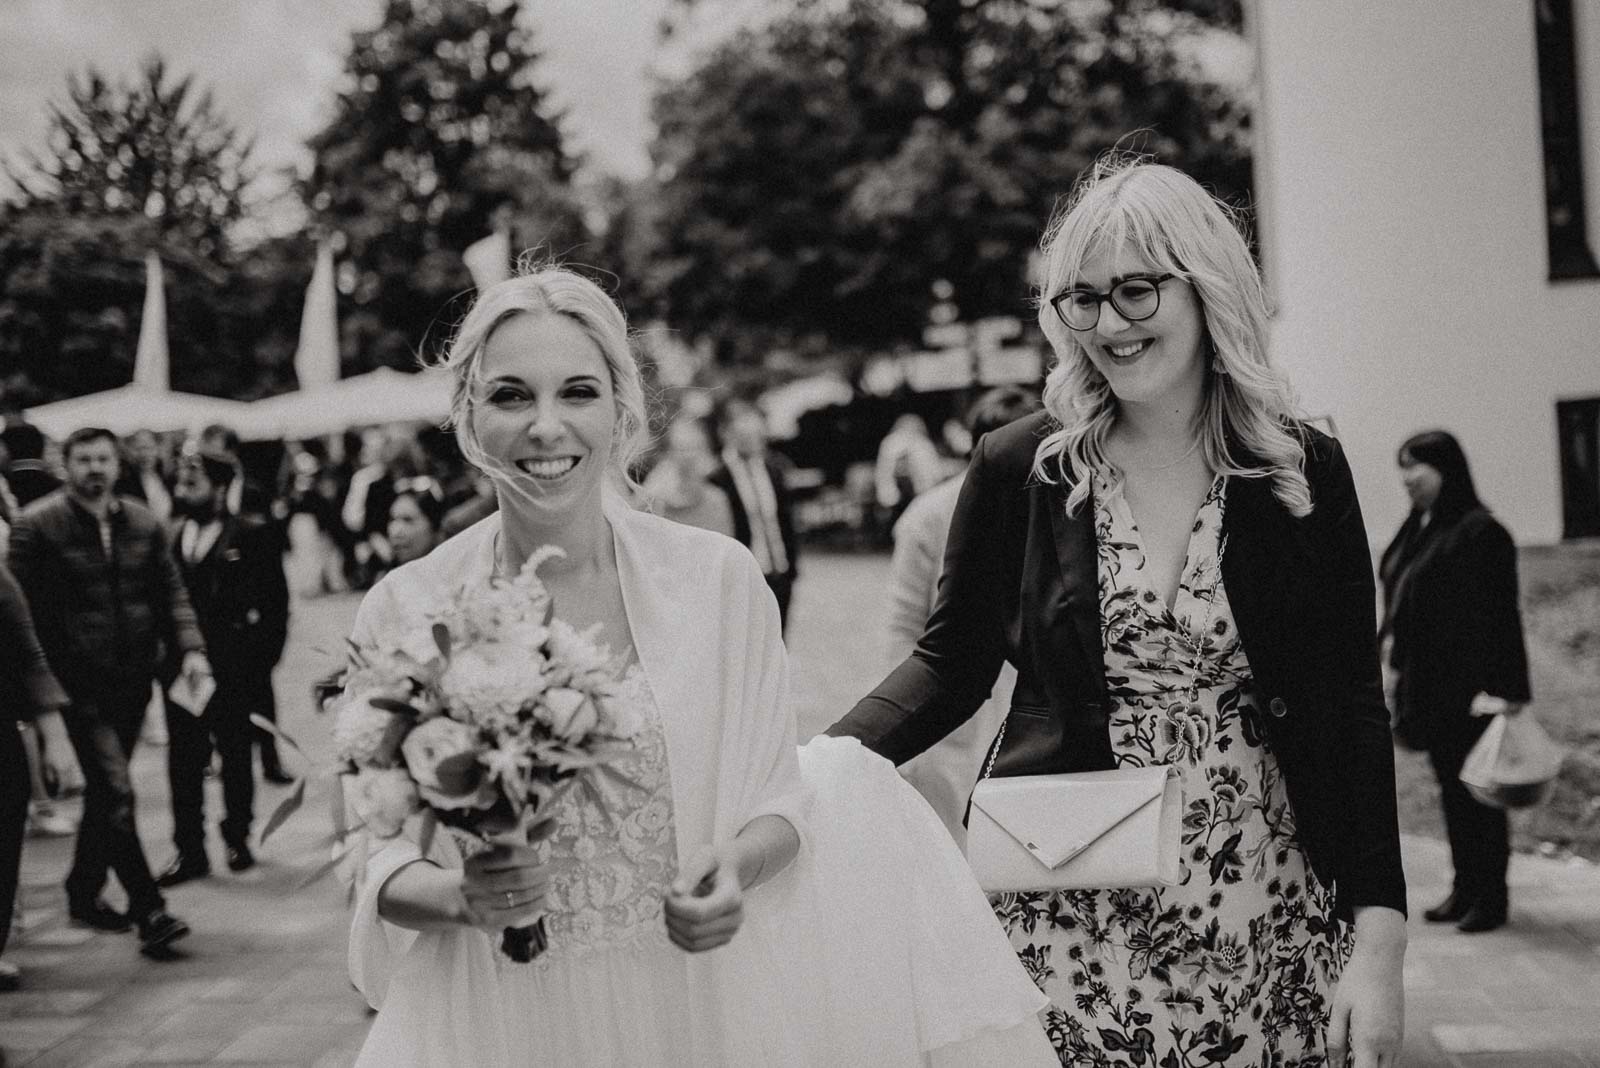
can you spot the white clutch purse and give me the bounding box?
[967,765,1183,893]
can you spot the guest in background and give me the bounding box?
[710,397,800,630]
[439,473,499,538]
[642,413,734,537]
[886,386,1039,846]
[1380,429,1530,934]
[156,448,291,887]
[385,478,447,567]
[1,563,80,992]
[874,412,947,531]
[8,427,200,956]
[0,423,61,510]
[115,429,173,522]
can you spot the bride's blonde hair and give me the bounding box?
[1032,156,1311,517]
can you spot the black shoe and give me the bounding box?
[68,898,132,932]
[1423,891,1471,923]
[262,766,294,786]
[1457,904,1507,934]
[136,909,190,955]
[155,853,211,888]
[225,842,255,873]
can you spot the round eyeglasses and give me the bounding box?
[1049,274,1176,332]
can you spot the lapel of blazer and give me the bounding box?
[1218,472,1291,695]
[1043,473,1108,702]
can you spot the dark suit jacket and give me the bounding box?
[710,452,800,579]
[1379,507,1529,751]
[829,411,1406,921]
[170,514,290,682]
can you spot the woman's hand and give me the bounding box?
[663,843,745,953]
[1327,906,1406,1067]
[458,837,551,934]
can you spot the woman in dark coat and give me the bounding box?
[1,562,79,991]
[829,158,1406,1067]
[1379,429,1529,933]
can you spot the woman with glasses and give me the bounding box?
[829,157,1407,1067]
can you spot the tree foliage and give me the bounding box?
[0,57,260,408]
[302,0,590,372]
[633,0,1252,364]
[3,56,255,266]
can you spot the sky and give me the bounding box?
[0,0,739,218]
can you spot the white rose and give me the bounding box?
[332,689,412,766]
[541,686,599,741]
[349,767,420,839]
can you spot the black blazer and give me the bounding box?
[170,514,290,681]
[829,411,1406,921]
[710,452,800,579]
[1379,507,1529,750]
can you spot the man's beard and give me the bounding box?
[70,476,108,499]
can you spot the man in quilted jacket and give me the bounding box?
[8,427,209,957]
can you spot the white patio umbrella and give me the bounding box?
[24,386,255,439]
[235,367,455,441]
[23,251,255,438]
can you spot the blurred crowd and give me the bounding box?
[0,388,1020,988]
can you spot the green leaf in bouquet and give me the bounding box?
[250,713,312,765]
[259,775,308,845]
[432,622,452,660]
[595,761,646,793]
[416,807,438,860]
[293,832,359,892]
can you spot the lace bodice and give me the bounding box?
[525,665,678,966]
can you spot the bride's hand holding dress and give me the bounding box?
[664,813,800,953]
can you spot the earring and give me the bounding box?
[1211,358,1227,375]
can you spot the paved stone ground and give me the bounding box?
[4,551,1597,1067]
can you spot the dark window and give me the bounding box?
[1557,398,1600,538]
[1535,0,1600,280]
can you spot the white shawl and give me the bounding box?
[347,491,1050,1065]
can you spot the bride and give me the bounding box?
[345,267,1052,1066]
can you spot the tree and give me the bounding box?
[302,0,590,373]
[0,207,243,405]
[3,56,255,266]
[0,57,259,407]
[635,0,1252,364]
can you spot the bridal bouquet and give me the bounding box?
[324,547,640,961]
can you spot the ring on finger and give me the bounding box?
[504,890,515,909]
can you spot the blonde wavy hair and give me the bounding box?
[1032,157,1311,517]
[431,266,650,499]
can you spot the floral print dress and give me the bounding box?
[994,472,1353,1067]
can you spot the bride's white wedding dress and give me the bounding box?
[346,495,1052,1066]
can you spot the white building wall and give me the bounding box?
[1252,1,1600,545]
